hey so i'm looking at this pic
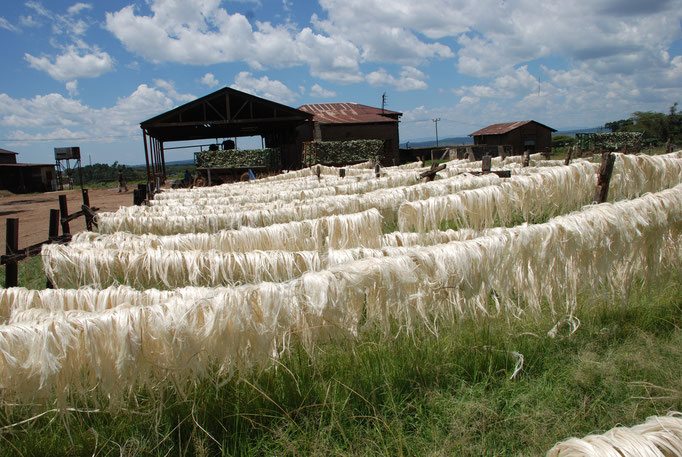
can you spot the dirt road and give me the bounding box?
[0,187,135,248]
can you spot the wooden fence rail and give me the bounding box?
[1,190,98,287]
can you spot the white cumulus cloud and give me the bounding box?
[230,71,297,104]
[366,66,428,91]
[105,1,366,84]
[201,73,220,88]
[25,45,114,81]
[310,83,336,98]
[65,80,78,96]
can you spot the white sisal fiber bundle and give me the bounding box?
[0,285,156,323]
[609,152,682,200]
[399,155,682,232]
[42,244,323,289]
[399,161,599,232]
[132,172,486,216]
[154,173,351,201]
[74,209,382,252]
[330,184,682,319]
[381,227,507,247]
[0,282,338,402]
[139,173,422,210]
[325,209,383,249]
[346,160,374,169]
[97,172,505,234]
[0,268,372,402]
[547,413,682,457]
[1,186,680,404]
[48,210,384,289]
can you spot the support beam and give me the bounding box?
[233,99,249,119]
[160,141,167,181]
[143,130,151,183]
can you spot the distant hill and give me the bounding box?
[165,159,195,166]
[553,127,608,136]
[400,136,472,148]
[399,127,608,149]
[130,159,194,168]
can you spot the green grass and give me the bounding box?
[0,274,680,456]
[0,255,47,289]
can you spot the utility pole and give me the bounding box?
[432,118,441,147]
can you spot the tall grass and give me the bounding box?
[0,273,679,456]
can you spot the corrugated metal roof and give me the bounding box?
[0,163,54,167]
[298,103,401,124]
[469,120,556,136]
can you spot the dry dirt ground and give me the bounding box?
[0,187,136,248]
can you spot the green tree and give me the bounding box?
[605,119,633,132]
[605,103,681,145]
[667,102,681,143]
[551,134,575,148]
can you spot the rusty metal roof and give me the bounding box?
[0,163,54,167]
[469,120,556,136]
[298,103,401,124]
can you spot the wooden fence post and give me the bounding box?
[47,209,61,289]
[481,155,492,173]
[82,188,93,231]
[48,209,60,239]
[522,150,531,167]
[5,218,18,287]
[58,194,70,235]
[339,168,346,178]
[594,151,616,203]
[138,183,147,202]
[564,146,573,166]
[375,163,381,178]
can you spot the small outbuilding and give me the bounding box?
[0,148,57,193]
[297,103,402,165]
[469,120,556,155]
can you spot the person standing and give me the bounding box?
[118,168,128,192]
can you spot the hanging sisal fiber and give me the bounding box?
[42,245,324,289]
[399,155,682,232]
[0,279,357,404]
[547,413,682,457]
[73,208,382,253]
[0,186,680,404]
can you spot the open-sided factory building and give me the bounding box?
[140,87,313,184]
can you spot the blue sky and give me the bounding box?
[1,0,681,165]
